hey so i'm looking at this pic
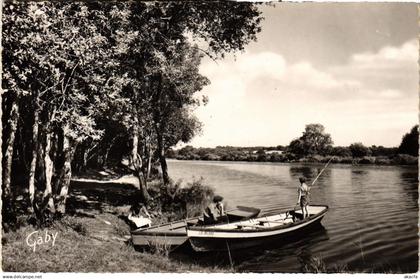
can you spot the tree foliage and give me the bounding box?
[398,125,419,157]
[287,124,333,156]
[349,143,372,158]
[1,1,263,226]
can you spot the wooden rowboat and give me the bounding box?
[187,205,328,252]
[131,206,261,250]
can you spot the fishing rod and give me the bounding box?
[311,157,334,186]
[270,157,334,215]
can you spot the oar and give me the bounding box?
[311,157,334,186]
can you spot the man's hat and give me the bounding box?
[213,195,224,202]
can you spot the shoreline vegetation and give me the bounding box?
[167,123,419,165]
[168,124,419,167]
[169,149,418,166]
[2,170,227,272]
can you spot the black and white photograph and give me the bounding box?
[1,1,418,275]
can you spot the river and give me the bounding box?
[167,159,418,272]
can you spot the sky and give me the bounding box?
[188,3,418,148]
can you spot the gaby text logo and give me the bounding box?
[26,230,58,252]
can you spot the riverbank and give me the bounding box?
[1,215,355,273]
[2,213,227,272]
[2,171,226,272]
[170,153,418,166]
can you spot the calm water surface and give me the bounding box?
[168,159,418,272]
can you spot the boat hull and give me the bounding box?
[132,235,188,250]
[131,206,261,250]
[188,205,328,252]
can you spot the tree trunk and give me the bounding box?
[157,131,170,185]
[146,140,153,180]
[28,104,40,212]
[2,93,19,225]
[82,147,88,171]
[2,95,20,199]
[74,143,88,173]
[131,121,150,202]
[104,136,118,167]
[36,132,46,192]
[43,131,55,213]
[55,127,74,214]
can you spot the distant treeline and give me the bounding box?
[168,145,417,165]
[168,124,419,166]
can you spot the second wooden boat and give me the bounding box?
[187,205,328,252]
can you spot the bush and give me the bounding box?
[307,155,325,162]
[339,157,354,164]
[148,178,214,222]
[269,153,287,162]
[285,152,299,161]
[392,154,418,165]
[178,178,214,218]
[331,146,352,157]
[349,143,372,158]
[375,156,392,165]
[203,153,221,161]
[358,156,376,164]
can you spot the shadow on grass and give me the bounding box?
[72,166,132,181]
[66,179,141,214]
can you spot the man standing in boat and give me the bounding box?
[297,177,311,219]
[203,195,227,224]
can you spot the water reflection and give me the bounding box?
[399,170,419,206]
[236,225,330,272]
[349,168,369,197]
[350,169,369,183]
[289,166,318,180]
[351,169,368,175]
[289,165,334,186]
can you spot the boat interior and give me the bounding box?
[145,220,190,233]
[200,213,294,230]
[133,205,326,233]
[133,206,261,233]
[199,205,327,230]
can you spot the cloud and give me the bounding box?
[352,39,417,65]
[331,39,418,96]
[200,51,287,92]
[190,39,418,148]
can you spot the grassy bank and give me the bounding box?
[2,171,226,272]
[2,214,225,272]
